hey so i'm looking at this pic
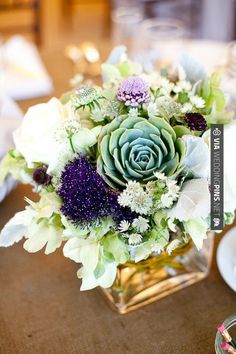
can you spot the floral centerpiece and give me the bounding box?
[0,48,236,313]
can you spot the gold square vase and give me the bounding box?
[100,232,214,314]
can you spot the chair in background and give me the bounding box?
[0,0,41,44]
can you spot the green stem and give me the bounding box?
[69,136,75,153]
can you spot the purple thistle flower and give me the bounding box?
[57,155,137,227]
[185,113,207,131]
[32,166,51,186]
[117,76,150,107]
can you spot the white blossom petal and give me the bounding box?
[168,179,210,221]
[0,209,33,247]
[182,135,210,179]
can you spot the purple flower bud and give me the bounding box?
[185,113,207,131]
[32,166,51,186]
[117,76,150,107]
[57,155,137,227]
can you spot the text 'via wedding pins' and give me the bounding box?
[211,125,224,230]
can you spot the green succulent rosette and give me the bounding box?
[97,115,186,188]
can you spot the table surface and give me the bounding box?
[0,43,235,354]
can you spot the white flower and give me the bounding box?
[131,191,153,215]
[13,98,76,173]
[154,171,166,180]
[167,218,177,232]
[185,218,208,250]
[126,180,143,193]
[166,179,180,197]
[128,108,139,118]
[128,233,143,245]
[25,192,61,219]
[23,220,63,255]
[0,208,33,247]
[118,181,153,215]
[166,239,182,255]
[147,102,158,118]
[159,78,174,95]
[117,191,132,207]
[118,220,130,232]
[161,193,174,208]
[189,95,205,108]
[176,54,207,83]
[181,102,193,113]
[63,233,120,291]
[0,194,63,254]
[72,125,102,150]
[77,263,117,291]
[173,80,191,93]
[168,178,210,221]
[182,135,209,179]
[132,216,149,232]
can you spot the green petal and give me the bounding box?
[97,156,117,189]
[104,164,126,187]
[134,120,160,137]
[173,125,192,138]
[130,154,142,170]
[149,117,176,140]
[150,134,168,156]
[100,136,115,170]
[175,137,186,165]
[109,128,125,154]
[152,145,163,167]
[113,148,127,176]
[121,142,130,168]
[139,166,157,176]
[119,128,142,146]
[146,154,155,170]
[125,161,143,178]
[130,137,154,148]
[162,154,179,175]
[161,129,175,160]
[120,116,143,129]
[99,117,122,141]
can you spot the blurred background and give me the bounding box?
[1,0,236,108]
[0,0,236,49]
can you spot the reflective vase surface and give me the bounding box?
[100,232,214,314]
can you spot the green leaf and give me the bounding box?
[185,218,208,250]
[0,152,29,185]
[94,262,106,279]
[102,233,129,264]
[205,103,234,125]
[103,250,115,263]
[178,92,189,104]
[60,91,73,104]
[173,125,192,138]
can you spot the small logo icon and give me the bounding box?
[213,217,220,227]
[213,128,221,136]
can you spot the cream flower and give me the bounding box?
[189,95,205,108]
[182,135,210,179]
[128,233,143,245]
[161,194,174,208]
[118,220,130,232]
[132,216,149,232]
[181,102,193,113]
[154,172,166,180]
[13,98,75,173]
[168,178,210,221]
[63,237,118,290]
[118,181,153,215]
